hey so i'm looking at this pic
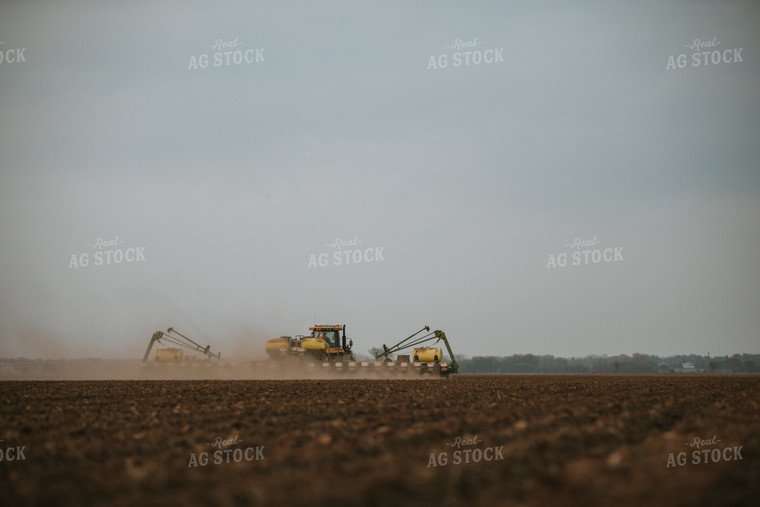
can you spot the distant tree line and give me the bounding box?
[455,353,760,374]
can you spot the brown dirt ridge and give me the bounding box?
[1,375,758,506]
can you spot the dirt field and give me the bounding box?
[1,375,758,506]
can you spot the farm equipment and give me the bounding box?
[264,324,354,362]
[374,326,459,376]
[139,323,458,377]
[142,327,221,363]
[264,324,458,376]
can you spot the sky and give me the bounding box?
[1,0,758,360]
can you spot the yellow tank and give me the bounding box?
[413,347,442,363]
[300,336,328,352]
[265,336,293,358]
[154,348,183,363]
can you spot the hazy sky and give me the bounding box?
[1,0,758,360]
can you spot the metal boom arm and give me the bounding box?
[375,326,459,374]
[142,327,221,363]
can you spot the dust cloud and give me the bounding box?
[0,358,444,381]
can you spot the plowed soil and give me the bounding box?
[1,375,758,506]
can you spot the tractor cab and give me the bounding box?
[300,324,353,361]
[311,327,339,347]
